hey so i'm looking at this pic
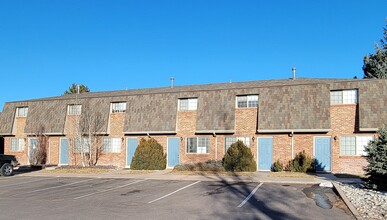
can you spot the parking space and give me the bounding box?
[0,176,354,220]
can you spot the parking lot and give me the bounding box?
[0,176,353,220]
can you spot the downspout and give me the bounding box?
[213,132,217,161]
[291,131,294,159]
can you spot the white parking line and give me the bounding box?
[73,179,148,200]
[13,178,94,196]
[237,182,263,208]
[148,181,201,204]
[0,177,51,188]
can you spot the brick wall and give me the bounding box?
[5,117,29,164]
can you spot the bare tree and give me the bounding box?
[29,125,48,165]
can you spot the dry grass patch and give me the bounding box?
[113,169,155,175]
[169,170,253,176]
[269,172,316,178]
[43,167,114,174]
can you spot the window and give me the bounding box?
[111,102,127,113]
[67,104,82,115]
[10,138,24,151]
[330,90,357,105]
[16,107,28,117]
[187,137,209,154]
[74,138,91,153]
[340,136,373,156]
[236,95,258,108]
[179,98,197,110]
[225,137,250,151]
[103,137,121,153]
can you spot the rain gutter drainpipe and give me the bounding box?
[291,131,294,159]
[213,132,217,161]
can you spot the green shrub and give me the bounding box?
[222,141,257,172]
[173,160,225,172]
[289,150,313,172]
[364,126,387,190]
[272,159,284,172]
[130,138,166,170]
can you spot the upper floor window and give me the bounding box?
[111,102,127,113]
[330,90,357,105]
[67,104,82,115]
[10,138,24,151]
[16,107,28,117]
[236,95,258,108]
[103,137,121,153]
[179,98,198,111]
[225,136,250,152]
[186,137,209,154]
[340,136,373,156]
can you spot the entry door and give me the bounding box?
[314,137,331,172]
[60,138,69,165]
[168,138,180,167]
[28,138,38,165]
[126,138,138,167]
[258,137,273,171]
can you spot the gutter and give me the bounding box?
[123,131,177,135]
[257,129,330,133]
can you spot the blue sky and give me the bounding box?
[0,1,386,110]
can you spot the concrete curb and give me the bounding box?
[332,182,363,220]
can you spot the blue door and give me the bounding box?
[258,137,273,171]
[60,138,69,165]
[126,138,138,167]
[315,137,331,172]
[168,138,180,167]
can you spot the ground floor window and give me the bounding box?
[187,137,209,154]
[103,137,121,153]
[10,138,24,151]
[340,136,373,156]
[74,137,91,153]
[225,136,250,152]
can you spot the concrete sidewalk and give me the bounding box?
[15,168,363,185]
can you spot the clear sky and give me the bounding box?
[0,1,386,110]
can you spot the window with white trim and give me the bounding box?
[74,137,91,153]
[111,102,127,113]
[236,95,258,108]
[67,104,82,115]
[340,136,373,156]
[330,90,357,105]
[10,138,24,151]
[16,107,28,117]
[103,137,121,153]
[225,137,250,152]
[179,98,197,110]
[187,137,209,154]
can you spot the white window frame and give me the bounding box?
[103,137,121,153]
[67,104,82,115]
[178,98,198,111]
[16,107,28,117]
[74,137,91,153]
[339,135,373,156]
[10,138,24,151]
[236,95,258,108]
[225,136,250,152]
[330,90,357,105]
[111,102,127,113]
[186,137,209,154]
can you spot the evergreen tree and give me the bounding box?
[131,138,166,170]
[64,83,90,95]
[223,141,256,172]
[364,125,387,190]
[363,22,387,79]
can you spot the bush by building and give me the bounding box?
[130,138,166,170]
[272,159,284,172]
[173,160,225,172]
[223,141,257,172]
[288,150,313,172]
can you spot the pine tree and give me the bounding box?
[363,22,387,79]
[223,141,256,172]
[130,138,166,170]
[364,125,387,190]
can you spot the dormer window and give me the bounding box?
[236,95,258,108]
[111,102,127,113]
[67,104,82,115]
[179,98,197,111]
[330,90,357,105]
[16,107,28,117]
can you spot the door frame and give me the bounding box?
[167,137,180,168]
[59,138,69,166]
[257,136,273,171]
[313,136,332,172]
